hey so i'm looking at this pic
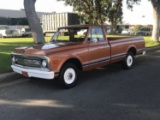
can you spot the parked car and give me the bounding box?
[12,29,25,37]
[121,29,135,35]
[136,27,152,36]
[21,28,32,37]
[11,24,145,88]
[0,28,32,38]
[0,29,13,38]
[121,29,130,35]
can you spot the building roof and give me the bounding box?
[0,9,46,18]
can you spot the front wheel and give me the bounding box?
[122,52,134,69]
[59,63,78,88]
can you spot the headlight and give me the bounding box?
[41,60,47,68]
[12,56,16,63]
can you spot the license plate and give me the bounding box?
[22,71,28,77]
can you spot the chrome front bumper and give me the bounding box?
[11,65,55,79]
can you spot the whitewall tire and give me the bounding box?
[59,63,78,88]
[122,52,134,69]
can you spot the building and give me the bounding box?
[0,9,46,29]
[41,12,80,36]
[0,9,80,37]
[0,9,47,37]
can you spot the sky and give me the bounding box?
[0,0,154,25]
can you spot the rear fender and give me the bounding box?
[127,45,137,56]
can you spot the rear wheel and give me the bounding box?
[59,63,78,88]
[122,52,134,69]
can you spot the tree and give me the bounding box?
[57,0,89,24]
[94,0,111,25]
[59,0,123,33]
[60,0,96,24]
[106,0,123,33]
[126,0,160,42]
[59,0,112,25]
[24,0,45,44]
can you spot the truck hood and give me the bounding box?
[13,42,83,56]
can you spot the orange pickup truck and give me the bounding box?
[11,25,145,88]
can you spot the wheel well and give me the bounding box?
[128,47,136,56]
[63,58,82,71]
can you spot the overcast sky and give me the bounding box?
[0,0,153,25]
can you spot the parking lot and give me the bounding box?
[0,50,160,120]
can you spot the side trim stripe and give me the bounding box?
[111,53,126,60]
[83,57,110,67]
[82,53,126,67]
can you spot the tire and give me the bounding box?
[122,52,134,69]
[59,63,78,89]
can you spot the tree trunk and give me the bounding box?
[111,21,114,34]
[24,0,45,44]
[151,0,160,42]
[151,6,160,42]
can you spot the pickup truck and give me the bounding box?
[11,25,145,88]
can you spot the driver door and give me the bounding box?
[87,26,110,70]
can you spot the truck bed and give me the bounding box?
[107,36,145,64]
[107,36,136,41]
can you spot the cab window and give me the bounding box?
[88,27,104,42]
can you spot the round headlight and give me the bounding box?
[12,56,16,63]
[42,60,47,68]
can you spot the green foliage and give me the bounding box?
[58,0,118,25]
[126,0,141,10]
[60,0,95,24]
[106,0,123,33]
[144,36,160,47]
[57,0,123,35]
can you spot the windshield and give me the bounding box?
[50,27,88,42]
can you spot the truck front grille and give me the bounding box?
[16,58,41,68]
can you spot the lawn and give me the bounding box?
[0,36,159,73]
[0,38,34,73]
[144,36,160,47]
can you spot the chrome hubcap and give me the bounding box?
[64,68,76,84]
[127,55,133,67]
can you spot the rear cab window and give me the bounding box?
[88,27,105,42]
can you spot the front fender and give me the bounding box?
[49,54,82,72]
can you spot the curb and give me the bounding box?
[0,72,24,83]
[0,46,160,83]
[145,46,160,53]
